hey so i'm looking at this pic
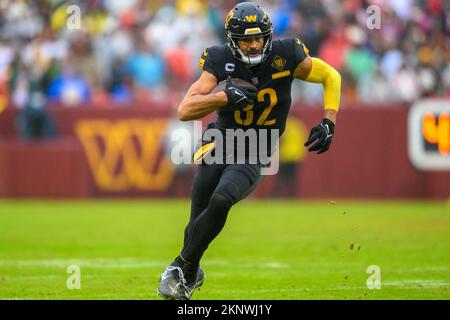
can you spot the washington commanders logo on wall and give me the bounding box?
[75,119,175,192]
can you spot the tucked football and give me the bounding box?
[212,78,256,94]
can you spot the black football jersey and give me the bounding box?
[199,38,309,136]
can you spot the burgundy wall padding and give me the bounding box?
[290,107,434,198]
[0,138,91,198]
[0,104,449,199]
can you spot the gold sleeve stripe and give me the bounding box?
[199,58,205,70]
[193,142,215,163]
[271,70,291,79]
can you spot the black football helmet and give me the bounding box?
[225,2,273,66]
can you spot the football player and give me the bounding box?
[157,2,341,300]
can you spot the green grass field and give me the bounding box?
[0,199,449,300]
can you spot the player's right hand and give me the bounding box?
[223,76,258,110]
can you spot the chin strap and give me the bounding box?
[236,48,263,65]
[228,33,272,66]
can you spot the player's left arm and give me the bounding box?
[294,55,341,154]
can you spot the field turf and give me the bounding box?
[0,200,449,300]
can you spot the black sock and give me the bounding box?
[170,255,198,283]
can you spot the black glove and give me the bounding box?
[304,118,335,154]
[223,76,258,110]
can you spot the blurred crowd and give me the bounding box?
[0,0,449,114]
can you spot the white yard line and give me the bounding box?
[383,280,450,287]
[0,258,290,269]
[4,293,155,300]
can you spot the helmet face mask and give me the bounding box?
[225,2,273,66]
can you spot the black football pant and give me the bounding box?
[180,162,264,266]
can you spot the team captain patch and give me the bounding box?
[271,55,286,71]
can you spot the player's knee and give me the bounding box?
[209,192,232,212]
